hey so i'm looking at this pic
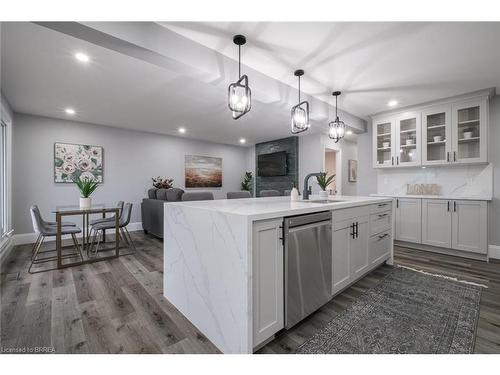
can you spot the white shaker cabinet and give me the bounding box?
[252,218,284,347]
[372,116,396,168]
[395,111,421,167]
[395,198,422,243]
[422,199,452,248]
[452,200,488,254]
[422,105,452,166]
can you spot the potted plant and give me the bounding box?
[241,171,253,195]
[316,172,335,199]
[73,176,99,208]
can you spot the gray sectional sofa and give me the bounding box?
[141,187,184,238]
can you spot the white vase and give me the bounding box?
[290,187,299,201]
[79,197,92,209]
[319,190,329,199]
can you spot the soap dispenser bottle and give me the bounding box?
[290,183,299,201]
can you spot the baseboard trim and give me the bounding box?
[11,222,143,246]
[489,245,500,260]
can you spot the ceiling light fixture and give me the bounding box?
[346,130,353,135]
[328,91,346,143]
[239,138,246,144]
[388,100,398,107]
[75,52,90,63]
[65,108,76,115]
[290,69,310,134]
[178,127,186,134]
[228,35,251,120]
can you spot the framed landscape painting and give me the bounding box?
[185,155,222,188]
[54,142,103,183]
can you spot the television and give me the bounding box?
[258,151,287,177]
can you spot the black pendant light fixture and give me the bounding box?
[228,35,251,120]
[290,69,310,134]
[328,91,346,143]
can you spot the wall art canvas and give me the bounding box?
[185,155,222,188]
[54,142,103,183]
[348,159,358,183]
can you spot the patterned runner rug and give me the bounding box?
[297,267,482,354]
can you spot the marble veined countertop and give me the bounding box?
[371,194,492,201]
[164,195,392,221]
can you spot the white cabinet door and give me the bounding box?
[373,116,396,168]
[369,230,392,265]
[332,222,352,295]
[451,98,488,164]
[252,219,284,347]
[350,219,370,279]
[422,199,452,248]
[452,200,488,254]
[395,111,421,167]
[395,198,422,243]
[422,105,452,166]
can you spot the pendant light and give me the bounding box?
[328,91,346,143]
[228,35,251,120]
[290,69,310,134]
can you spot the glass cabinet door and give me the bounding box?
[373,117,395,168]
[452,98,487,164]
[395,112,421,166]
[422,105,451,165]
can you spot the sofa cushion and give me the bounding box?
[147,188,158,199]
[156,188,169,200]
[167,188,184,201]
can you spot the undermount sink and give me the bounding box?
[302,199,343,203]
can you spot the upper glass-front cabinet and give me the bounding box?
[373,117,395,168]
[422,105,451,165]
[451,98,488,164]
[396,112,421,166]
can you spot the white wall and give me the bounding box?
[0,93,13,257]
[12,113,251,234]
[357,119,378,196]
[299,133,358,196]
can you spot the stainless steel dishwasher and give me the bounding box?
[284,211,332,329]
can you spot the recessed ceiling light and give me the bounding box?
[388,100,398,107]
[178,127,186,134]
[239,138,246,144]
[75,52,90,63]
[346,130,353,135]
[65,108,76,115]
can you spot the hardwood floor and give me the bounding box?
[1,233,499,354]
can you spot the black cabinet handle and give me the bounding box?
[454,201,457,212]
[391,156,394,165]
[397,156,399,165]
[350,223,355,239]
[447,201,450,212]
[447,152,450,162]
[396,199,399,208]
[377,203,388,207]
[454,151,457,162]
[355,222,359,238]
[378,213,388,218]
[378,233,389,240]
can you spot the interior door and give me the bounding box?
[421,199,452,248]
[395,111,421,167]
[395,198,422,243]
[422,105,452,166]
[451,98,488,164]
[451,200,487,254]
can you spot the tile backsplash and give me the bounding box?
[377,163,493,198]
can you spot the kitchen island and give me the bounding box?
[163,195,393,353]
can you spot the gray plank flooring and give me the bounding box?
[1,234,499,354]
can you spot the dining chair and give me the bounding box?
[89,203,136,257]
[260,190,281,197]
[89,201,124,226]
[181,192,214,201]
[227,191,252,199]
[29,205,83,273]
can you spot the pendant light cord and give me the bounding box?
[335,94,338,120]
[238,45,241,78]
[298,75,301,103]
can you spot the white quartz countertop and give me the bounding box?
[165,195,393,221]
[371,194,492,201]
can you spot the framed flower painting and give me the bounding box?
[54,142,103,183]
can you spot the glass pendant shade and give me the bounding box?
[228,35,251,120]
[290,69,310,134]
[228,75,251,119]
[328,91,346,143]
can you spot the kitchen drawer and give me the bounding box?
[370,210,391,236]
[370,201,393,214]
[369,229,392,264]
[333,205,369,225]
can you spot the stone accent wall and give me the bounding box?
[255,136,299,197]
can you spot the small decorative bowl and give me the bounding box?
[433,136,442,142]
[406,139,414,145]
[463,131,473,139]
[382,142,390,148]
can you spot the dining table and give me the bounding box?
[53,203,121,269]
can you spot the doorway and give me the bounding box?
[324,148,339,195]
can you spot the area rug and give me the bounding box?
[297,267,482,354]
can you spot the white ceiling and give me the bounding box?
[162,22,500,117]
[1,22,499,147]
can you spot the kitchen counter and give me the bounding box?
[371,193,492,201]
[163,195,392,353]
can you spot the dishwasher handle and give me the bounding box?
[286,219,331,234]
